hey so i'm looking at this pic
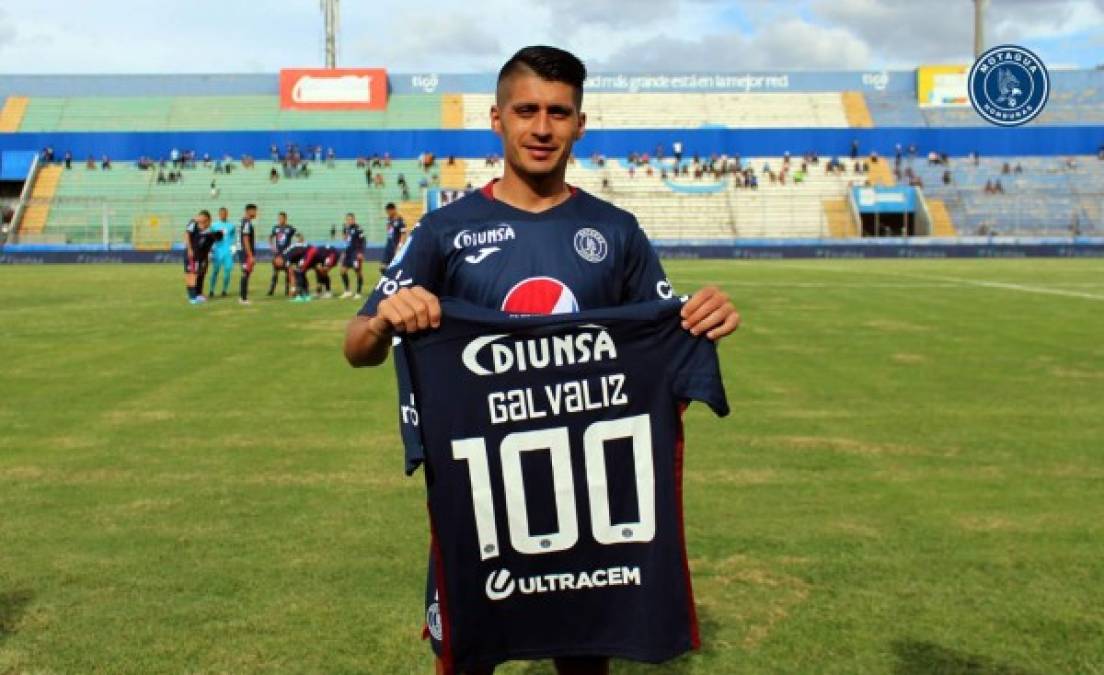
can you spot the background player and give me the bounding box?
[207,207,236,298]
[239,203,258,304]
[344,46,740,675]
[268,211,298,297]
[339,212,366,299]
[380,202,405,273]
[183,209,221,304]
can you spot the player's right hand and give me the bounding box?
[186,259,197,274]
[370,286,441,335]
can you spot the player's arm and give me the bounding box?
[622,221,740,340]
[344,225,440,368]
[184,225,195,262]
[344,288,441,367]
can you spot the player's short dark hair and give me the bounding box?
[385,202,396,210]
[245,203,257,211]
[218,206,228,212]
[278,211,287,217]
[199,209,211,219]
[497,46,587,108]
[346,212,355,218]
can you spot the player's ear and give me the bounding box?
[490,104,503,137]
[576,110,586,141]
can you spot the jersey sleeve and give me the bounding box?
[665,324,730,417]
[357,223,441,317]
[621,220,673,304]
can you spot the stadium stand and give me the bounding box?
[910,155,1102,236]
[24,160,430,245]
[17,95,443,131]
[460,92,851,129]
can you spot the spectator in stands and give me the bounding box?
[1013,163,1023,174]
[210,180,220,198]
[383,152,392,168]
[157,169,167,184]
[994,179,1005,194]
[850,139,859,159]
[984,180,994,194]
[943,170,952,185]
[908,143,917,158]
[672,140,683,165]
[371,153,381,167]
[1098,145,1104,160]
[42,146,55,163]
[64,151,72,170]
[242,155,254,169]
[365,168,372,185]
[1002,162,1011,175]
[331,225,338,239]
[748,173,758,190]
[374,173,384,188]
[270,167,279,183]
[448,155,457,166]
[214,159,224,174]
[357,156,367,168]
[327,147,336,168]
[928,150,940,165]
[270,144,279,162]
[101,155,112,170]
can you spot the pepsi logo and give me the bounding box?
[501,276,578,315]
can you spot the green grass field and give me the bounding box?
[1,260,1102,674]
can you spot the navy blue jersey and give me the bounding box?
[271,224,297,253]
[358,182,676,318]
[240,217,256,257]
[382,215,406,266]
[344,223,366,252]
[185,220,220,258]
[284,242,309,265]
[394,298,728,673]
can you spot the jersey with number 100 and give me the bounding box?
[395,298,729,674]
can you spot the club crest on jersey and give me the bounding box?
[426,601,443,640]
[574,227,608,263]
[461,325,617,376]
[502,277,578,315]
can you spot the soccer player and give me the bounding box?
[268,211,298,296]
[207,207,236,297]
[380,202,405,273]
[286,241,339,302]
[339,212,366,299]
[183,209,221,304]
[238,203,258,304]
[344,47,739,675]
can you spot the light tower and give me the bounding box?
[321,0,340,68]
[974,0,988,58]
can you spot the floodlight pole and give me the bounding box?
[973,0,988,58]
[321,0,340,68]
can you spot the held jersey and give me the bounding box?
[271,224,297,253]
[394,298,729,673]
[358,181,677,319]
[210,220,235,257]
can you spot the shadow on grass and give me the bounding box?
[0,589,33,643]
[892,640,1039,675]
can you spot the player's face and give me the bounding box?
[345,215,355,225]
[278,214,287,225]
[492,74,585,181]
[246,208,257,220]
[218,209,228,221]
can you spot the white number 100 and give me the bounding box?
[451,414,656,560]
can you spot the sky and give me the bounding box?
[0,0,1101,74]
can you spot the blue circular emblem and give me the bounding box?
[573,228,608,263]
[968,44,1049,127]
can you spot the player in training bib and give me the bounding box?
[208,207,236,298]
[345,46,740,675]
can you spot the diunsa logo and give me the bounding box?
[453,224,516,250]
[461,327,617,376]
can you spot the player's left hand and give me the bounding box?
[681,286,740,341]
